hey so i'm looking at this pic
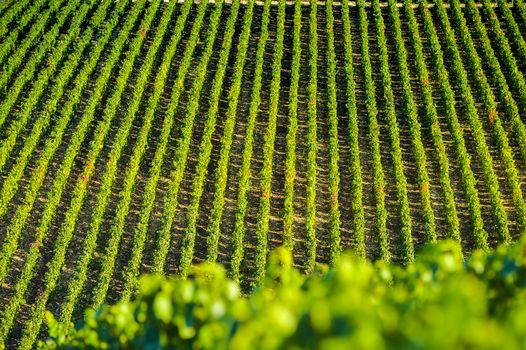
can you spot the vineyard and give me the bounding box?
[0,0,526,347]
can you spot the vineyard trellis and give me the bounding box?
[0,0,525,347]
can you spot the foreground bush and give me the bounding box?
[41,238,526,349]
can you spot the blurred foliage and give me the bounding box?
[41,237,526,349]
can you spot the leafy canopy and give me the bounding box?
[42,237,526,349]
